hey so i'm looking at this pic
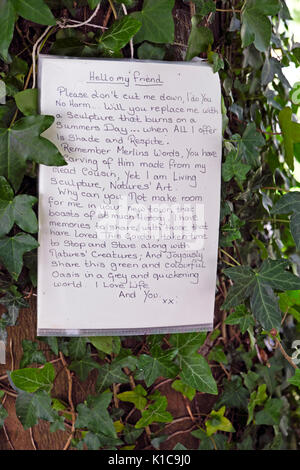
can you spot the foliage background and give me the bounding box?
[1,0,300,451]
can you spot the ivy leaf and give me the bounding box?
[88,336,113,355]
[208,345,228,364]
[137,347,179,387]
[236,122,265,166]
[216,376,249,410]
[99,16,142,53]
[169,331,206,354]
[241,0,280,52]
[97,361,129,392]
[258,259,300,291]
[247,383,267,425]
[255,398,283,425]
[225,305,255,334]
[15,390,57,430]
[0,176,38,236]
[185,15,214,61]
[278,107,300,170]
[15,89,38,116]
[271,192,300,249]
[69,355,99,382]
[10,363,55,393]
[288,369,300,390]
[0,115,66,192]
[75,392,118,442]
[131,0,175,45]
[124,424,144,445]
[0,404,8,428]
[68,337,87,360]
[224,260,299,330]
[49,414,66,433]
[0,286,28,328]
[193,0,216,16]
[137,42,166,60]
[135,395,173,428]
[20,340,46,368]
[178,352,218,395]
[87,0,100,8]
[250,281,281,330]
[11,0,56,26]
[0,0,16,62]
[222,150,251,184]
[171,379,196,401]
[0,233,38,280]
[117,385,147,410]
[205,406,235,437]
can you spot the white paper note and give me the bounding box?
[37,55,222,336]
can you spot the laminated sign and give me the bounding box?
[37,55,222,336]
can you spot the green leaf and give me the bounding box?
[258,259,300,291]
[15,390,56,430]
[137,42,166,60]
[278,107,300,171]
[69,356,99,381]
[255,398,283,425]
[0,115,66,192]
[272,191,300,215]
[247,383,267,425]
[208,345,228,364]
[137,347,179,387]
[11,363,55,393]
[205,406,235,437]
[0,233,38,280]
[49,414,66,432]
[250,280,281,331]
[88,0,100,8]
[194,0,216,16]
[124,424,143,445]
[99,16,142,52]
[0,0,16,62]
[117,385,147,410]
[271,192,300,249]
[68,337,87,360]
[88,336,113,355]
[12,0,56,25]
[178,352,218,395]
[222,150,251,184]
[0,176,38,236]
[288,369,300,390]
[0,404,8,428]
[0,286,28,327]
[236,122,265,166]
[241,0,280,52]
[185,15,213,61]
[225,305,255,334]
[20,340,46,368]
[75,392,118,442]
[131,0,175,45]
[135,395,173,428]
[169,331,206,354]
[15,89,38,116]
[97,361,129,392]
[208,51,224,73]
[171,379,196,401]
[216,376,249,410]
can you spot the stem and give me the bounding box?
[219,248,241,266]
[216,9,241,13]
[274,338,298,370]
[249,218,289,224]
[108,0,118,19]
